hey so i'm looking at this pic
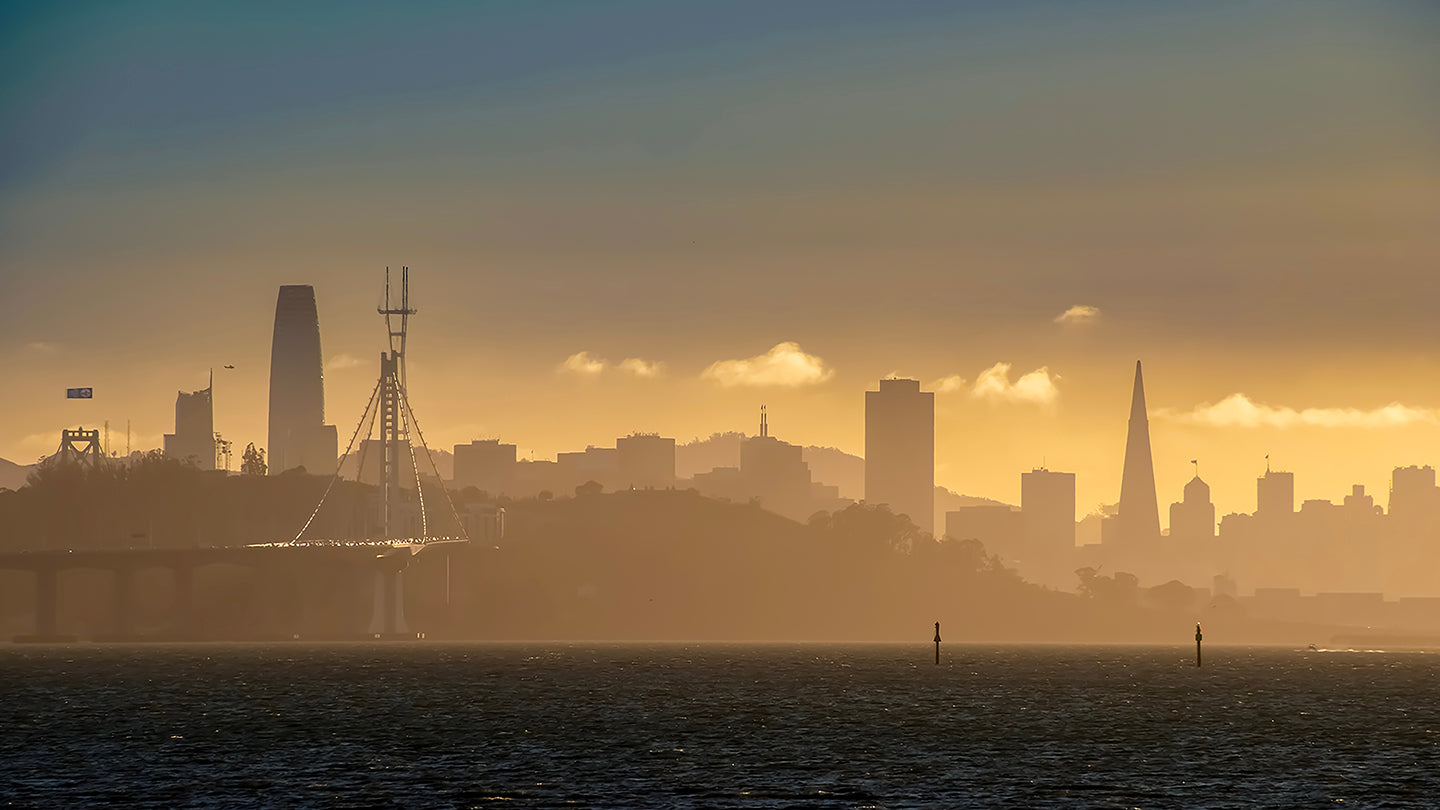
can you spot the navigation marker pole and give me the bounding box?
[934,621,941,665]
[1195,622,1203,668]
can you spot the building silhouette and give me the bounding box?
[453,439,518,494]
[1021,467,1075,587]
[1257,468,1295,517]
[1169,474,1216,543]
[865,378,935,534]
[1111,361,1160,547]
[616,433,677,490]
[945,505,1022,564]
[1389,465,1437,523]
[162,377,216,470]
[266,285,338,475]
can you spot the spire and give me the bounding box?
[760,405,767,438]
[1130,360,1147,422]
[1116,360,1161,546]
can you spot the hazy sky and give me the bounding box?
[3,1,1438,521]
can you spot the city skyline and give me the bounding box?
[3,1,1439,521]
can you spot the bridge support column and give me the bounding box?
[367,558,411,638]
[113,567,135,638]
[35,567,58,638]
[16,566,75,642]
[171,564,195,638]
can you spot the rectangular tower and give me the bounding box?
[1021,468,1076,587]
[865,378,935,534]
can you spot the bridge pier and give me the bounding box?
[171,564,195,638]
[367,557,414,639]
[15,566,76,643]
[113,566,135,638]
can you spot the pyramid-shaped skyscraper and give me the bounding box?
[1114,360,1160,546]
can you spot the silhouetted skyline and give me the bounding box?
[3,1,1439,522]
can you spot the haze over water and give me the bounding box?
[2,643,1435,807]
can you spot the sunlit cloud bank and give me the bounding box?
[617,358,664,378]
[931,375,968,394]
[971,363,1060,406]
[559,351,664,379]
[1159,394,1440,429]
[326,353,365,371]
[1054,305,1101,325]
[702,342,833,388]
[559,352,605,377]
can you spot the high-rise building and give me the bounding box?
[616,433,677,490]
[945,505,1023,562]
[1169,474,1216,543]
[1113,361,1160,546]
[1390,465,1437,521]
[453,439,517,495]
[1256,469,1295,517]
[740,408,814,520]
[163,378,216,470]
[267,285,338,475]
[1021,468,1076,587]
[864,378,935,534]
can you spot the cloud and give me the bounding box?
[1054,305,1101,325]
[326,353,365,371]
[931,375,968,393]
[701,342,833,388]
[1160,393,1440,429]
[559,351,606,377]
[24,341,61,354]
[618,358,664,378]
[971,362,1060,405]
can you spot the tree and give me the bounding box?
[241,443,266,476]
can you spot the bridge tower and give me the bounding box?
[56,429,103,468]
[377,267,415,540]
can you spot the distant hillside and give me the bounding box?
[678,433,1014,531]
[0,457,33,491]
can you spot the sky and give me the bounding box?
[2,1,1439,522]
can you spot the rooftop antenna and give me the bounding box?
[760,405,767,438]
[1192,459,1199,478]
[1265,453,1271,474]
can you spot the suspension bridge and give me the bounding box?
[3,269,476,642]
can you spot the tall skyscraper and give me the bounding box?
[163,377,216,470]
[1021,467,1076,586]
[865,378,935,534]
[267,285,338,475]
[1114,361,1160,546]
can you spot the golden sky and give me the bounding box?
[2,1,1438,521]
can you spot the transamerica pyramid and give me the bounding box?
[1115,360,1161,546]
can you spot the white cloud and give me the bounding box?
[931,375,968,393]
[702,342,833,388]
[560,351,606,377]
[617,357,665,378]
[1160,393,1440,429]
[326,353,365,371]
[972,362,1060,405]
[1054,305,1101,325]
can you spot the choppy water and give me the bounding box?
[1,643,1437,807]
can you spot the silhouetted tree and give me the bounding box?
[240,443,266,476]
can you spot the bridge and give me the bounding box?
[0,539,467,642]
[7,269,481,643]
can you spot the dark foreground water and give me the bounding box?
[1,644,1437,808]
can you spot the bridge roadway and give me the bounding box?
[0,539,467,642]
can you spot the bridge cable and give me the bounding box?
[400,388,468,540]
[292,377,383,543]
[401,399,428,539]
